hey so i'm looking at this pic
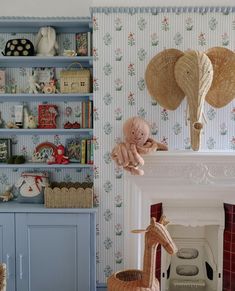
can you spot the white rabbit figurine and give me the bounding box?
[35,27,58,56]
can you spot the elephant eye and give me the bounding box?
[186,71,190,74]
[132,131,134,134]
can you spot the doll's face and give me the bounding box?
[124,117,150,146]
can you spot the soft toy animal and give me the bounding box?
[35,27,58,56]
[47,144,69,165]
[112,117,168,175]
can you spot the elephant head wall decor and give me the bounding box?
[145,47,235,151]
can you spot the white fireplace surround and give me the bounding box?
[123,151,235,270]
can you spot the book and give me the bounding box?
[76,33,88,56]
[81,139,87,164]
[86,139,91,164]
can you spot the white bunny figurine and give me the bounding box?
[35,27,58,56]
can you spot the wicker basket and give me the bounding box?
[60,63,91,93]
[44,182,93,208]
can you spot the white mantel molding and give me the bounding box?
[123,151,234,269]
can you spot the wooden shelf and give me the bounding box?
[0,93,93,102]
[0,163,93,168]
[0,56,93,68]
[0,128,93,135]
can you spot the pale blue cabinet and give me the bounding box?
[0,204,96,291]
[0,214,15,291]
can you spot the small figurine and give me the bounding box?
[63,49,77,57]
[47,144,69,165]
[27,115,37,129]
[28,75,40,94]
[42,80,57,94]
[6,121,19,129]
[0,112,5,128]
[0,186,14,202]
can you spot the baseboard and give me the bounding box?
[97,283,107,290]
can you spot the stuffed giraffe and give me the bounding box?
[107,216,177,291]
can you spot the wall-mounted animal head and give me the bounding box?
[145,47,235,151]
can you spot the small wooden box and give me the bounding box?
[44,182,93,208]
[60,63,90,93]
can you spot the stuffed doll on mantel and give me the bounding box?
[111,117,168,176]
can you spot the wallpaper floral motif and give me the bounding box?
[93,10,235,283]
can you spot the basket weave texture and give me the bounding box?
[44,182,93,208]
[60,63,91,93]
[0,264,6,291]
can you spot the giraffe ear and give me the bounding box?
[131,229,147,234]
[159,215,170,226]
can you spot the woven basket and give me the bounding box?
[0,264,6,291]
[60,63,91,93]
[44,182,93,208]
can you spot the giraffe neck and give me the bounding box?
[142,237,159,288]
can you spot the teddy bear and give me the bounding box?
[111,117,168,175]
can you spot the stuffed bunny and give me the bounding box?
[112,117,168,175]
[35,27,58,56]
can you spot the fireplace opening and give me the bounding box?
[161,225,223,291]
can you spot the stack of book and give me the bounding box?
[82,100,93,129]
[81,138,94,165]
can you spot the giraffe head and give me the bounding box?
[132,216,177,255]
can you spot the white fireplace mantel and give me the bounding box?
[123,151,235,269]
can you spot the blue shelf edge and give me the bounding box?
[0,163,93,168]
[0,56,93,68]
[0,93,93,102]
[0,128,93,135]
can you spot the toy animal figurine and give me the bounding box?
[112,117,168,176]
[27,115,37,129]
[47,144,69,165]
[35,27,58,56]
[6,121,19,129]
[0,185,14,202]
[108,216,177,291]
[28,75,40,94]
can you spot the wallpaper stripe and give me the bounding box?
[93,10,235,283]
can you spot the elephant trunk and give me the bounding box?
[187,91,206,151]
[175,51,213,151]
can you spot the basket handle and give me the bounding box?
[66,62,84,70]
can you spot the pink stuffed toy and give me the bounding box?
[112,117,168,175]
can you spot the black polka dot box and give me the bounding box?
[2,38,34,56]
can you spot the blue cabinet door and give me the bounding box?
[0,214,15,291]
[15,213,94,291]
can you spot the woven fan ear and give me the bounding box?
[145,49,185,110]
[206,47,235,108]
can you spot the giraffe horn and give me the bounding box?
[159,215,170,226]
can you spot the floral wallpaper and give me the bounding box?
[93,10,235,283]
